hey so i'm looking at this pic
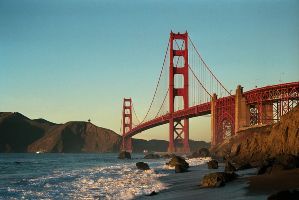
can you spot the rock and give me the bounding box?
[200,172,237,188]
[275,154,299,169]
[236,163,253,171]
[118,151,131,159]
[198,148,210,157]
[166,156,189,169]
[189,148,210,158]
[257,154,299,175]
[146,191,158,196]
[136,162,150,170]
[268,190,299,200]
[207,160,218,169]
[257,158,276,175]
[175,164,188,173]
[144,153,160,159]
[224,161,236,172]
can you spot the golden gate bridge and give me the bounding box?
[121,31,299,153]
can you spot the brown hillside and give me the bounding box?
[0,112,51,152]
[1,112,210,153]
[28,122,121,153]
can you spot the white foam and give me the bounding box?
[70,164,168,200]
[8,157,211,200]
[186,157,212,166]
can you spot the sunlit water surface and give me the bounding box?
[0,153,210,200]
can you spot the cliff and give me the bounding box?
[211,105,299,165]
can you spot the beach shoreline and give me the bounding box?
[134,159,299,200]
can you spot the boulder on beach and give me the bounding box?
[189,148,210,158]
[166,156,189,169]
[257,154,299,175]
[118,151,131,159]
[146,191,158,196]
[225,161,236,172]
[144,153,160,159]
[207,160,218,169]
[136,162,150,170]
[198,148,210,157]
[200,172,237,188]
[175,164,188,173]
[267,190,299,200]
[166,155,189,173]
[275,154,299,169]
[236,162,253,171]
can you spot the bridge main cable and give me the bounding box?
[139,41,170,124]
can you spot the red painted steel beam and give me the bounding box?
[124,102,211,138]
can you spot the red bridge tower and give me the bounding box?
[121,98,132,152]
[168,31,190,153]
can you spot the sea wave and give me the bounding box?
[0,155,211,200]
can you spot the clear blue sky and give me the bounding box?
[1,0,298,142]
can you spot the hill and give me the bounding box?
[0,112,210,153]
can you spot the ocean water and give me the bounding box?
[0,153,210,200]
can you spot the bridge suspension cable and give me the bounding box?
[135,40,170,124]
[188,36,231,96]
[130,34,232,128]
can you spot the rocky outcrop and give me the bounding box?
[257,154,299,175]
[175,164,188,173]
[118,151,131,159]
[136,162,150,170]
[224,161,236,172]
[146,191,158,196]
[207,160,218,169]
[200,172,237,188]
[211,105,299,166]
[189,148,210,158]
[167,156,189,173]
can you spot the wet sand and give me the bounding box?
[135,162,299,200]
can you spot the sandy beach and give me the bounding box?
[135,161,299,200]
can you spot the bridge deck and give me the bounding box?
[125,81,299,138]
[125,102,211,138]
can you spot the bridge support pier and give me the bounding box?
[235,85,250,133]
[121,98,133,152]
[122,137,132,153]
[168,119,175,152]
[211,93,217,146]
[168,31,190,153]
[262,104,273,124]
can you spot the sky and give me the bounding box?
[0,0,298,142]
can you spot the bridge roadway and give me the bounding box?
[124,81,299,138]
